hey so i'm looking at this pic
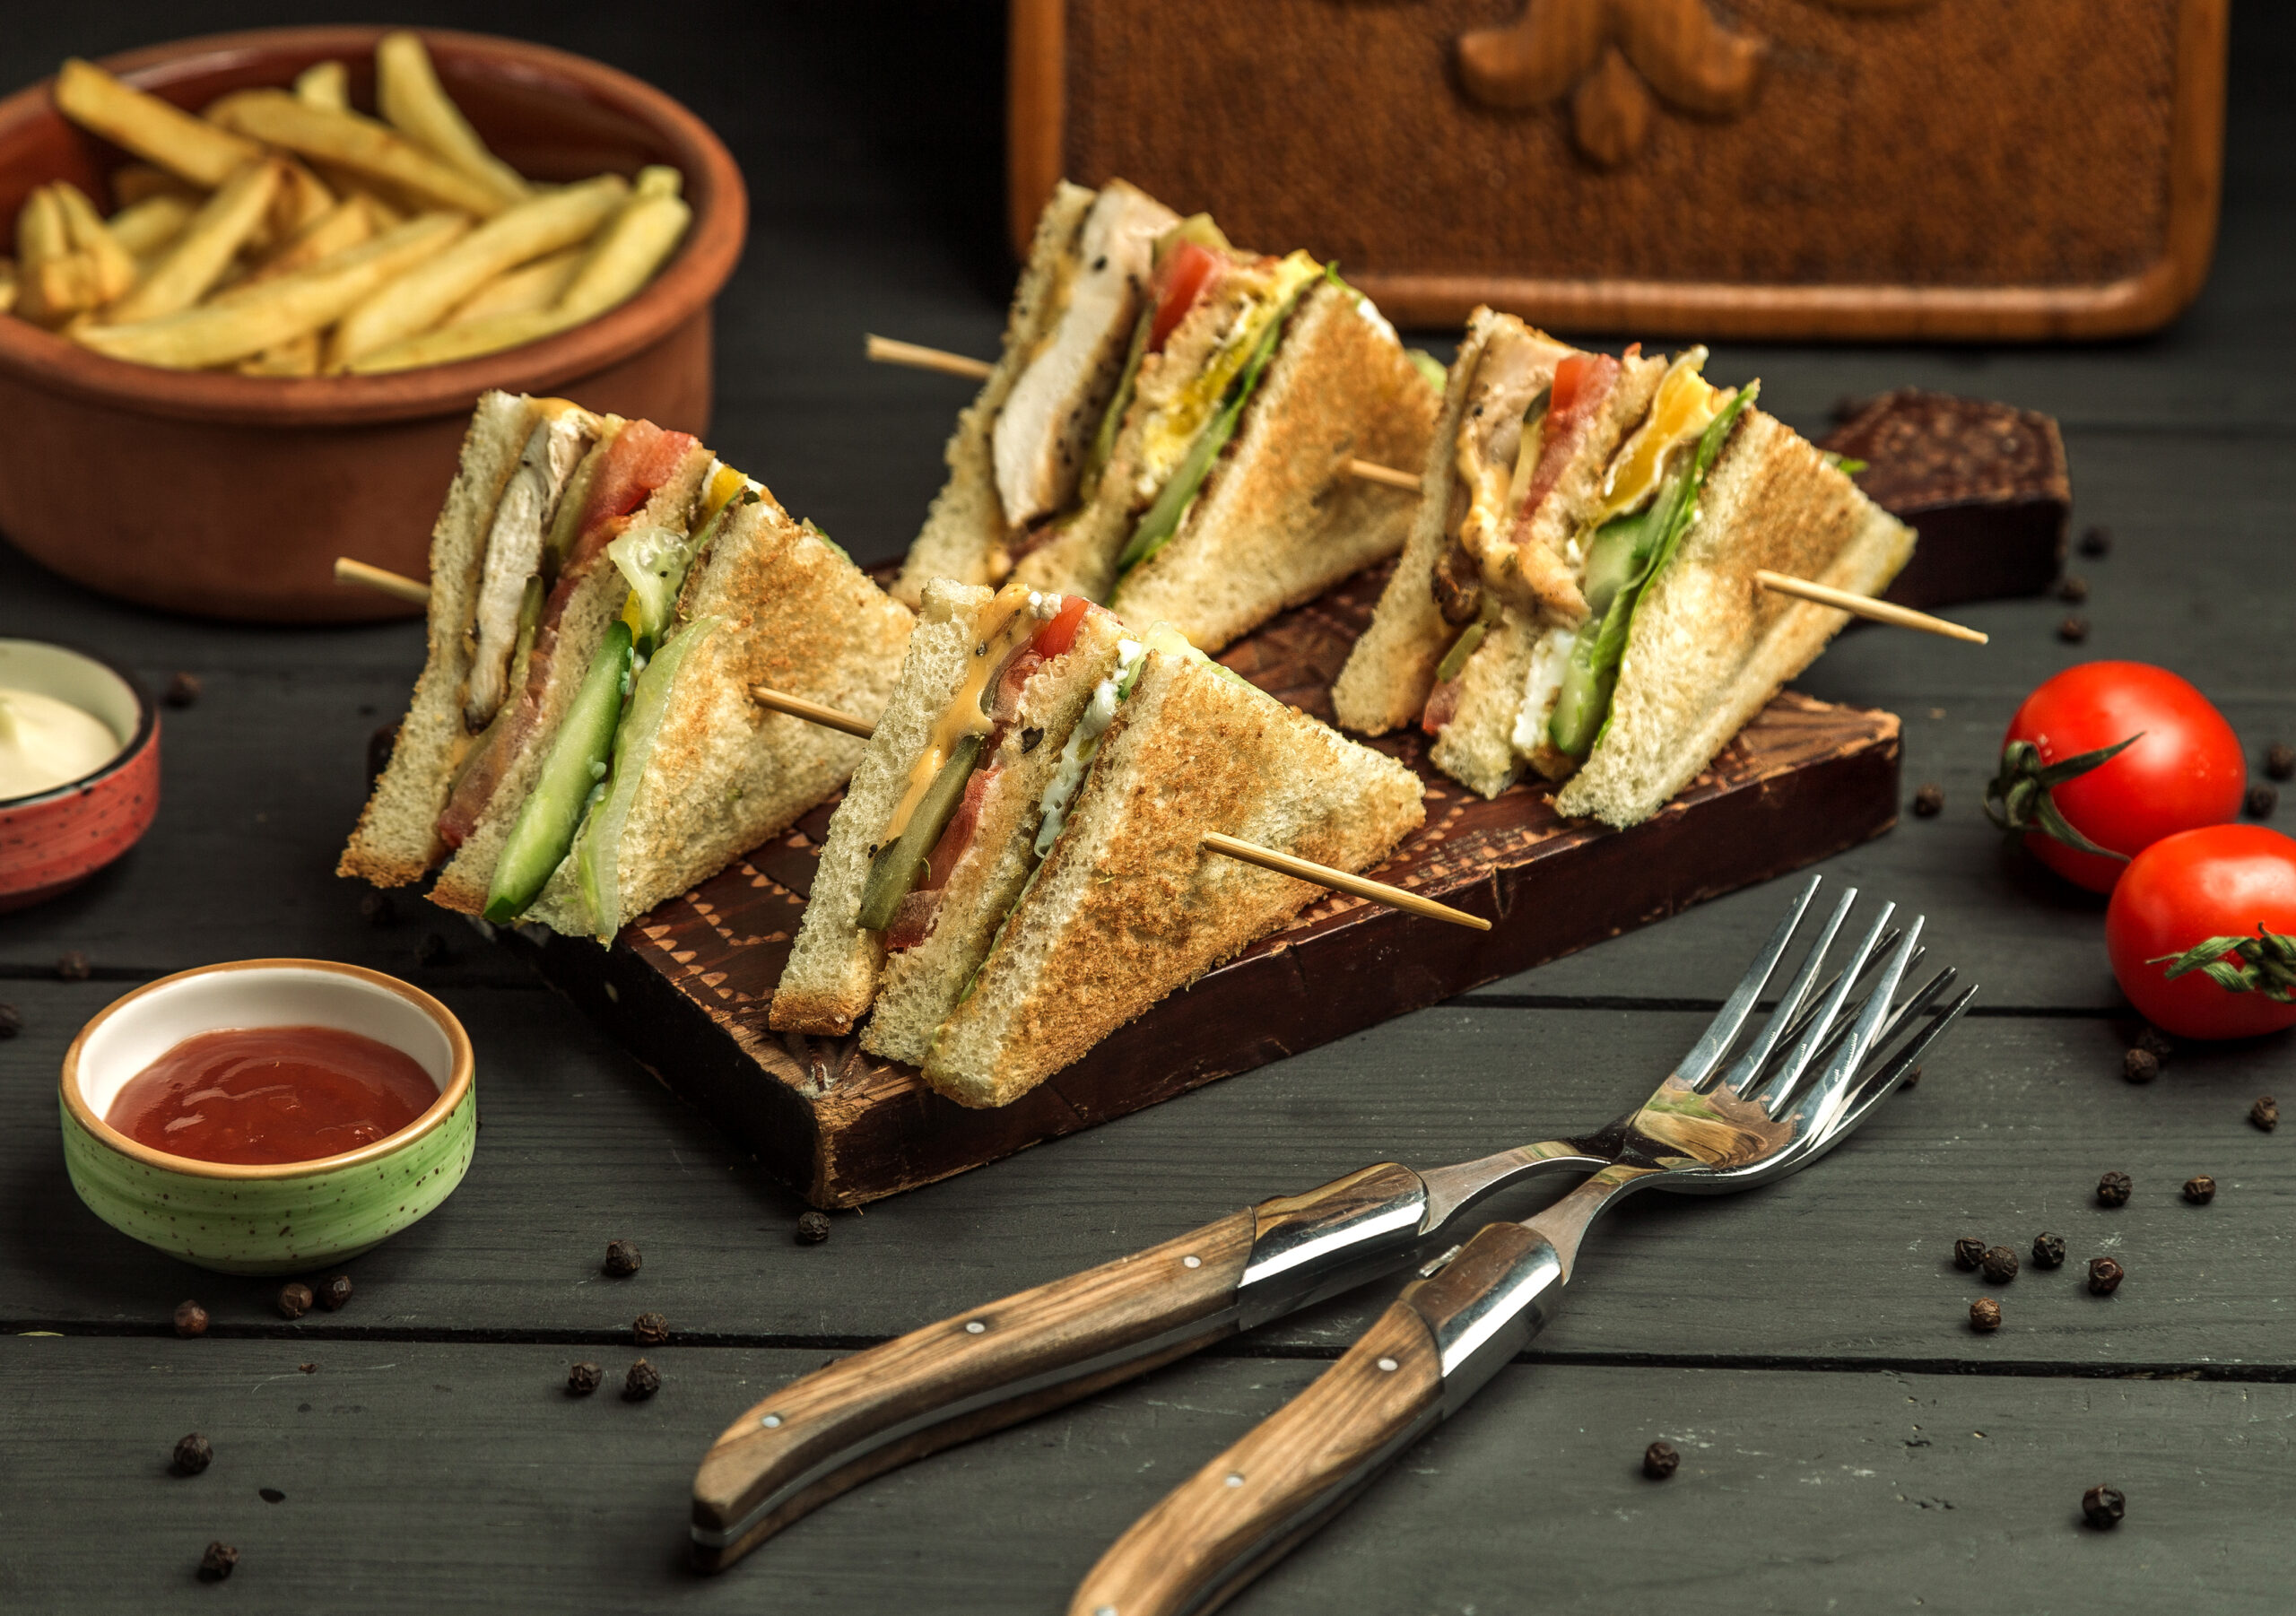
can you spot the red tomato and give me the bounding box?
[1030,594,1091,659]
[1549,352,1599,419]
[2106,826,2296,1039]
[1993,662,2244,891]
[570,421,698,566]
[1149,241,1223,352]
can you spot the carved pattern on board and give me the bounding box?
[1457,0,1939,168]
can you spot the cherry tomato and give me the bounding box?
[1991,662,2244,892]
[1149,241,1223,352]
[2106,826,2296,1039]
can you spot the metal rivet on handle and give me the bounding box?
[1097,1607,1118,1616]
[761,1413,781,1429]
[1225,1473,1244,1488]
[965,1320,987,1334]
[1182,1255,1201,1269]
[1376,1357,1398,1373]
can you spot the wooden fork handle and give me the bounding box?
[690,1208,1257,1570]
[1067,1299,1445,1616]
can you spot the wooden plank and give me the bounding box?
[3,1338,2290,1612]
[507,559,1901,1208]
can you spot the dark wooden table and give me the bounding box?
[6,6,2293,1609]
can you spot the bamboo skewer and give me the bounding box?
[1750,569,1989,645]
[865,334,994,380]
[749,688,1488,931]
[334,556,430,604]
[1344,456,1424,492]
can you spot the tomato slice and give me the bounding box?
[570,421,697,568]
[1030,595,1091,659]
[1149,241,1224,353]
[920,765,996,894]
[1548,352,1598,421]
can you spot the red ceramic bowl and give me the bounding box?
[0,639,159,910]
[0,27,746,623]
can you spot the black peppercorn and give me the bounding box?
[604,1239,641,1277]
[2032,1232,2066,1269]
[413,932,448,967]
[2123,1047,2160,1083]
[623,1359,661,1401]
[163,672,202,708]
[1952,1236,1987,1271]
[1900,1065,1922,1089]
[633,1311,669,1346]
[567,1361,602,1395]
[172,1299,208,1338]
[2097,1171,2132,1207]
[2057,615,2089,644]
[316,1273,352,1311]
[172,1433,213,1476]
[197,1542,239,1582]
[1970,1297,2002,1332]
[1912,783,1944,818]
[2057,575,2089,604]
[258,1488,284,1504]
[2082,1484,2126,1528]
[2088,1256,2125,1296]
[359,890,396,928]
[1642,1440,1679,1480]
[2135,1026,2172,1062]
[2252,1095,2278,1132]
[2079,525,2112,558]
[298,1362,316,1374]
[1981,1246,2020,1283]
[795,1210,831,1246]
[2184,1174,2216,1204]
[276,1282,313,1320]
[0,1003,20,1038]
[2267,743,2295,783]
[2247,785,2278,820]
[56,950,91,981]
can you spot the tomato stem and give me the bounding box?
[2149,925,2296,1003]
[1982,733,2144,861]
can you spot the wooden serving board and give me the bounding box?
[502,567,1900,1208]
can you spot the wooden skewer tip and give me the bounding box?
[1344,456,1424,493]
[333,556,431,605]
[864,334,995,381]
[1753,569,1988,645]
[1200,831,1491,932]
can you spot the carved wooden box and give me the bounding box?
[1010,0,2227,340]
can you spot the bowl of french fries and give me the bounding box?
[0,26,744,621]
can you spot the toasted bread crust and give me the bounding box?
[923,649,1424,1108]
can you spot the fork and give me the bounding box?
[690,875,1960,1570]
[1066,885,1973,1616]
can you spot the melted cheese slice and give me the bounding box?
[876,583,1044,847]
[1134,251,1323,496]
[1596,350,1726,525]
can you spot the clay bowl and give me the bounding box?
[60,960,477,1274]
[0,27,746,623]
[0,638,159,910]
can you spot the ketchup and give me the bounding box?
[106,1026,439,1167]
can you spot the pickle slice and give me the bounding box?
[857,734,986,933]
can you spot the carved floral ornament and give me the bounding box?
[1457,0,1940,169]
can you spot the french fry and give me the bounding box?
[557,191,690,322]
[54,58,263,190]
[15,184,68,267]
[76,211,469,369]
[342,306,568,375]
[18,251,104,326]
[0,258,15,316]
[241,193,374,286]
[106,192,196,258]
[105,158,282,324]
[328,173,625,366]
[633,165,682,200]
[444,244,583,324]
[109,162,199,208]
[375,31,526,206]
[49,182,138,304]
[257,159,335,252]
[328,182,407,230]
[204,90,507,219]
[293,59,350,112]
[236,329,321,376]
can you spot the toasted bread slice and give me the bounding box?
[1103,282,1438,653]
[922,645,1425,1108]
[770,578,1004,1035]
[338,390,547,887]
[1553,410,1914,828]
[861,607,1133,1066]
[520,494,915,938]
[892,182,1098,607]
[429,442,717,915]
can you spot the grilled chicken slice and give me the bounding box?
[463,413,594,732]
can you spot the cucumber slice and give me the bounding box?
[857,734,986,933]
[483,620,632,924]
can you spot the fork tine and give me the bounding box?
[1756,934,1919,1076]
[1770,915,1924,1124]
[1773,947,1939,1088]
[1673,874,1824,1090]
[1746,901,1898,1111]
[1720,886,1865,1099]
[1826,982,1979,1140]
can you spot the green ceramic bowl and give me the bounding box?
[60,959,476,1275]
